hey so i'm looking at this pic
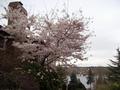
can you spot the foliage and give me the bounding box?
[68,73,78,90]
[95,48,120,90]
[108,48,120,83]
[96,84,110,90]
[87,68,94,85]
[105,48,120,90]
[4,4,91,66]
[0,1,91,90]
[9,58,67,90]
[0,72,20,90]
[68,73,86,90]
[70,73,78,84]
[77,79,86,90]
[109,82,120,90]
[96,82,120,90]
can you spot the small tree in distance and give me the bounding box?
[87,67,94,90]
[68,73,86,90]
[68,73,78,90]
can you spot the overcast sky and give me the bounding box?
[0,0,120,66]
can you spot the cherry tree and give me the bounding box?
[4,7,90,68]
[0,1,91,89]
